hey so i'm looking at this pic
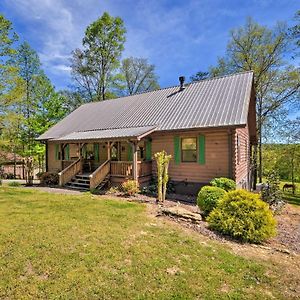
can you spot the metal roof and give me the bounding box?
[38,71,254,141]
[52,126,157,142]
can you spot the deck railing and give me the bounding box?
[90,160,110,189]
[110,160,152,178]
[110,161,133,177]
[138,161,152,176]
[58,158,82,186]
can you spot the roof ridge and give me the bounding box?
[76,124,158,133]
[82,70,254,106]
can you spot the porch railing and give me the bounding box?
[138,161,152,177]
[110,160,152,178]
[90,160,110,190]
[58,158,82,186]
[110,161,133,177]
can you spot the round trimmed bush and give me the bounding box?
[197,186,227,216]
[207,190,276,243]
[210,177,236,191]
[40,172,59,186]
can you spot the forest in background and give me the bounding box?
[0,10,299,183]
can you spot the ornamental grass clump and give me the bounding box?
[197,186,226,217]
[210,177,236,191]
[207,190,276,243]
[154,150,172,202]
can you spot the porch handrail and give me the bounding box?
[90,160,110,190]
[58,157,82,186]
[138,160,152,176]
[110,161,133,177]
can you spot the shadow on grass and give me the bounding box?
[283,191,300,206]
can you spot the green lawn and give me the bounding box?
[0,187,298,299]
[280,181,300,206]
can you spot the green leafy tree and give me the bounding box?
[58,89,85,112]
[0,14,22,167]
[71,12,126,101]
[13,41,42,156]
[120,57,159,95]
[289,10,300,56]
[208,18,300,185]
[278,118,300,186]
[190,71,210,82]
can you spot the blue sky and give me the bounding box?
[1,0,299,91]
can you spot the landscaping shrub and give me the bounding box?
[197,186,227,216]
[121,180,140,196]
[40,172,59,186]
[207,190,276,243]
[107,186,119,194]
[8,181,21,187]
[141,178,175,196]
[210,177,236,191]
[36,172,44,179]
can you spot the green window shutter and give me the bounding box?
[174,136,181,165]
[55,144,59,160]
[198,135,206,164]
[94,143,99,162]
[127,144,133,161]
[65,144,70,160]
[145,140,152,161]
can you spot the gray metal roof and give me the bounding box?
[52,125,157,142]
[38,71,254,141]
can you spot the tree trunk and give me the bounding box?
[252,144,258,190]
[291,148,295,195]
[258,99,263,183]
[13,151,16,179]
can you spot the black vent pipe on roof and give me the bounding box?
[179,76,185,90]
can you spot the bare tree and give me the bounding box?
[120,57,159,95]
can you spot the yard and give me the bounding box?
[280,181,300,206]
[0,187,299,299]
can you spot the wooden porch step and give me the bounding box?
[75,174,91,179]
[71,178,90,184]
[97,175,110,190]
[65,184,90,191]
[67,181,90,188]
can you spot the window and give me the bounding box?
[181,138,197,162]
[111,145,118,160]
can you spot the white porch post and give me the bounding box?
[107,141,111,160]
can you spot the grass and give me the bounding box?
[0,187,298,299]
[279,181,300,206]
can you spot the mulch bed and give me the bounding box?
[104,191,300,255]
[22,186,300,255]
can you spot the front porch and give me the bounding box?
[52,129,154,190]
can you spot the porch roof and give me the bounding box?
[52,125,157,142]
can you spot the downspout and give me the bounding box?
[228,129,233,179]
[45,142,48,172]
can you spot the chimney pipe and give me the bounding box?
[179,76,185,90]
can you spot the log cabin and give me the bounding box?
[37,71,257,194]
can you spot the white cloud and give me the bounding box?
[52,64,72,73]
[4,0,80,77]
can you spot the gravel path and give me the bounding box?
[24,186,82,195]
